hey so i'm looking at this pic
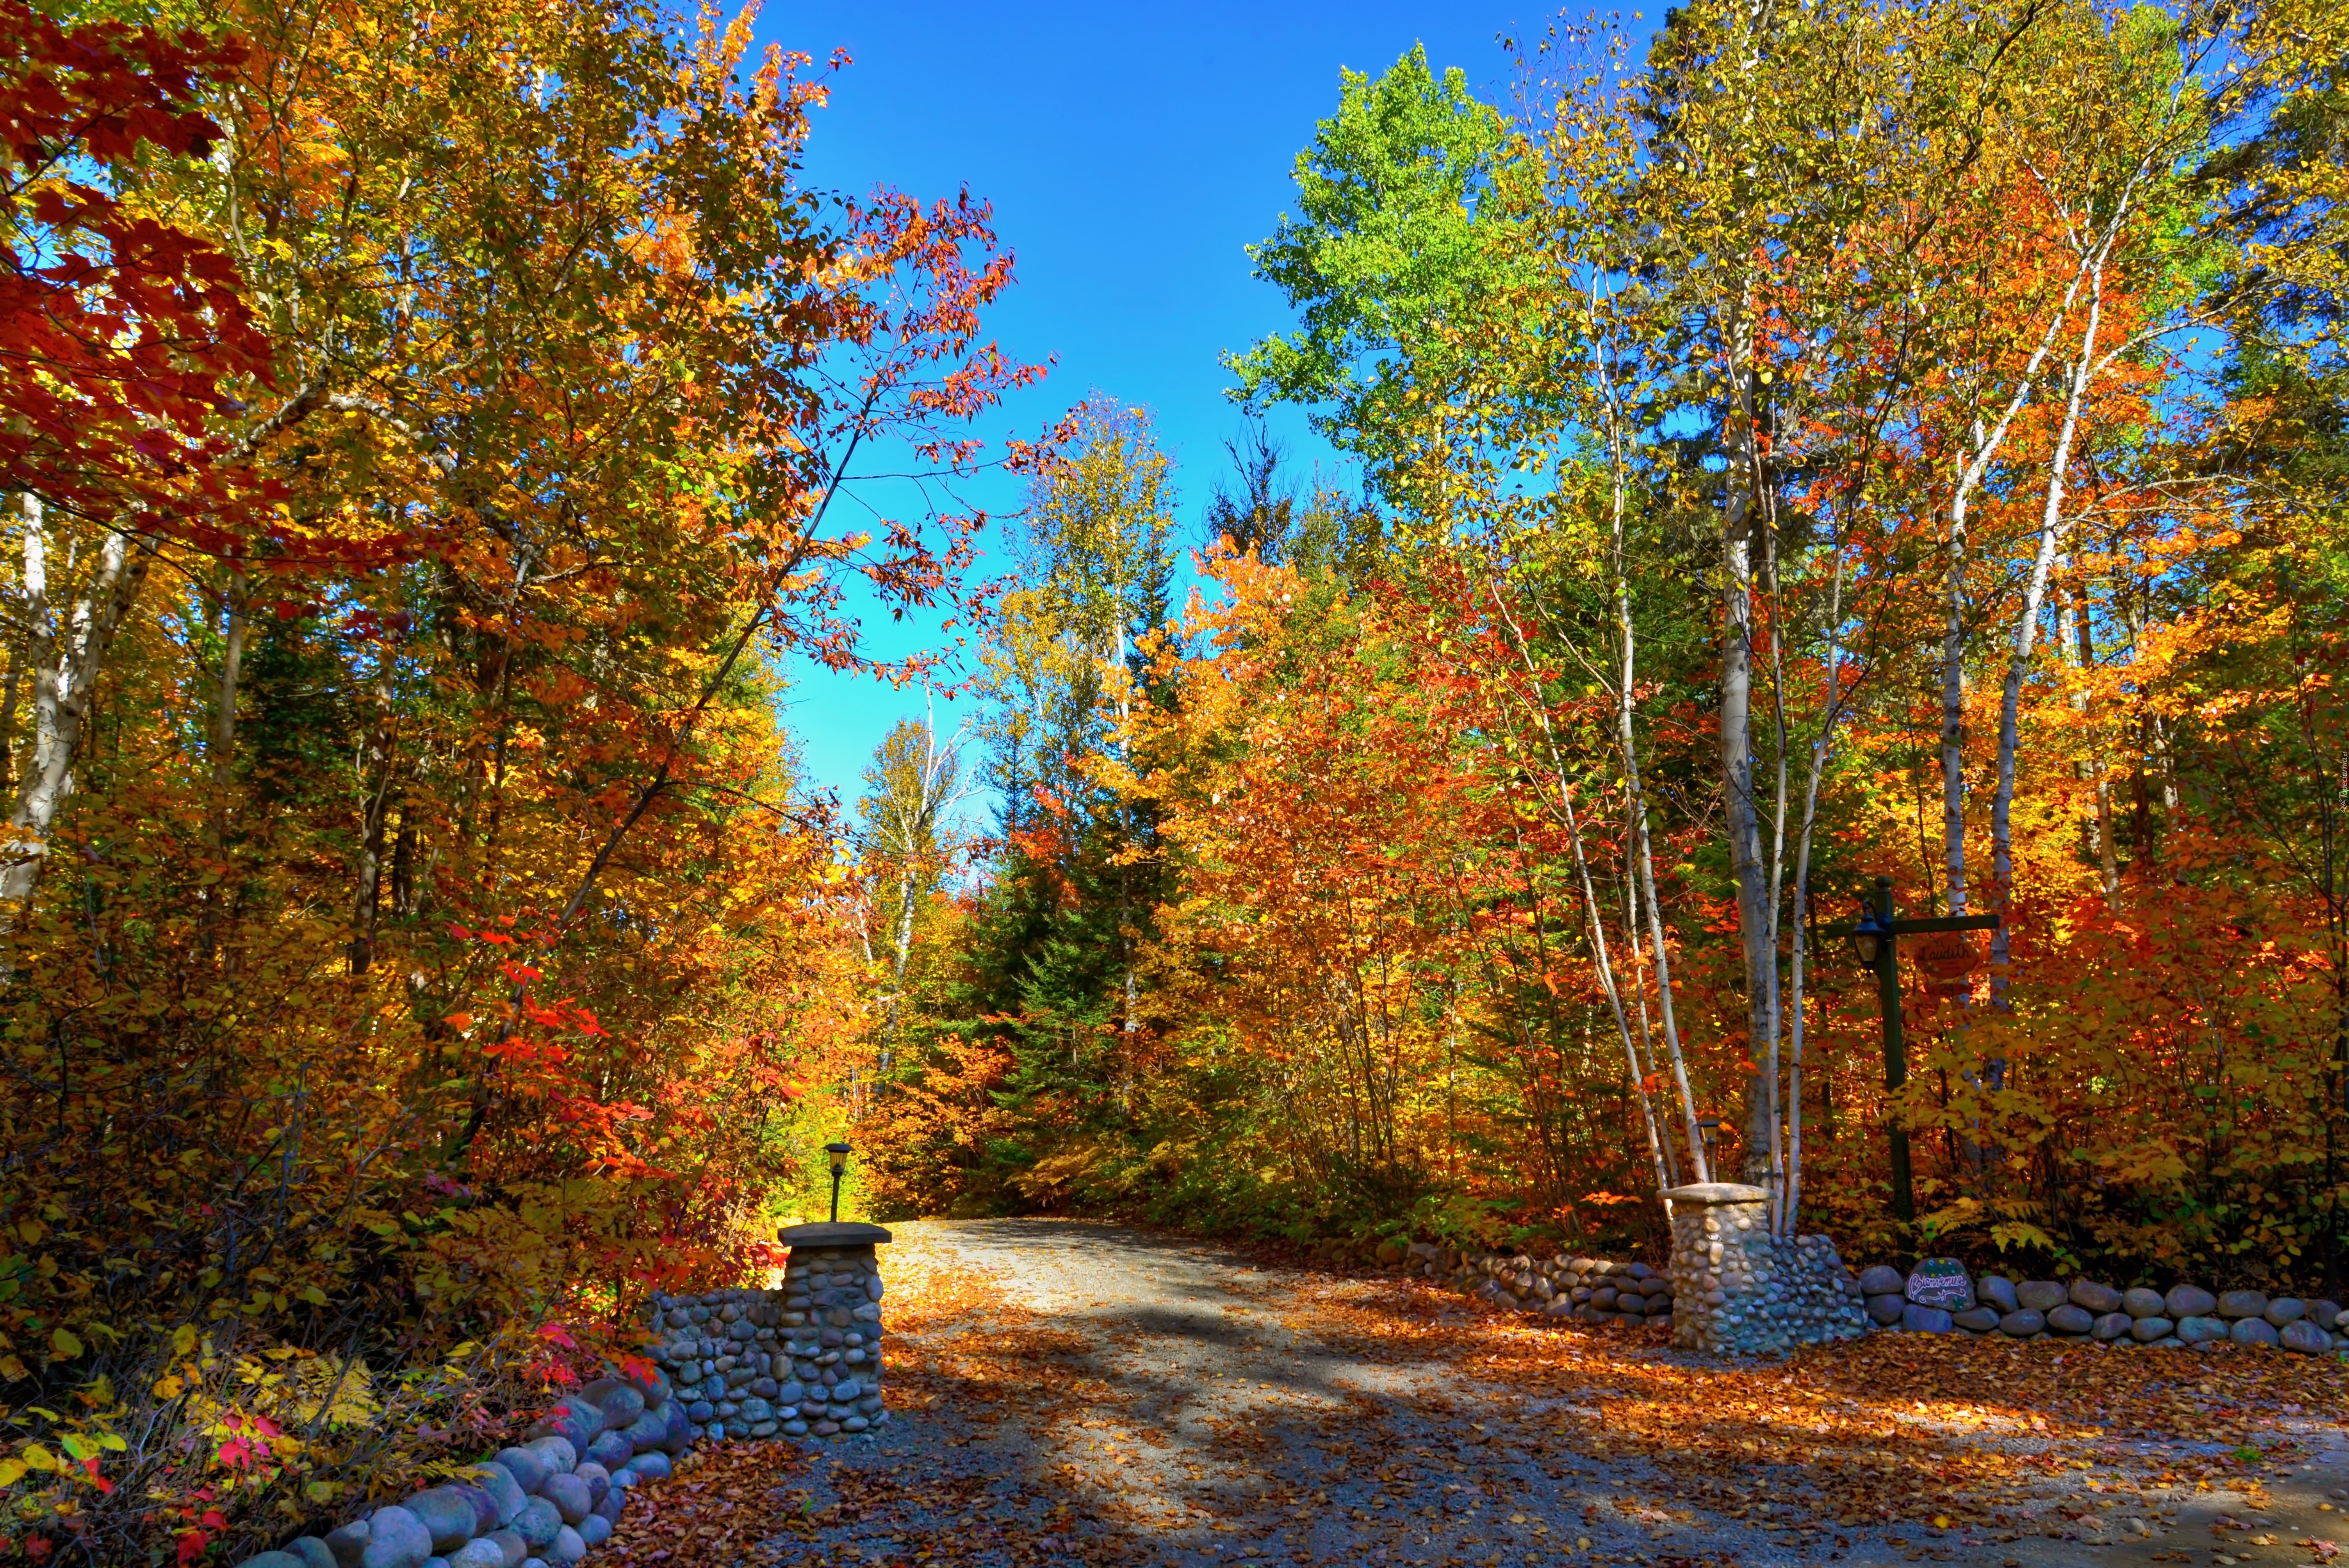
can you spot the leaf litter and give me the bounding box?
[602,1221,2349,1568]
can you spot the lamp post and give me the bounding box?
[1824,876,1999,1239]
[825,1141,851,1224]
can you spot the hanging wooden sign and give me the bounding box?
[1912,928,1982,997]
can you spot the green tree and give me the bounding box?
[1225,45,1527,507]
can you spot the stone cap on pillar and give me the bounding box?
[1662,1182,1769,1206]
[777,1221,893,1246]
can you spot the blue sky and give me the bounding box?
[760,0,1540,816]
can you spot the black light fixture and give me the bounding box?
[825,1141,852,1224]
[1697,1114,1721,1151]
[1848,904,1889,968]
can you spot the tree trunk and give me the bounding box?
[2073,590,2120,905]
[206,567,248,859]
[0,496,152,938]
[1941,469,1971,922]
[349,652,399,975]
[1488,578,1675,1195]
[198,567,249,960]
[1993,258,2107,1017]
[1718,326,1779,1187]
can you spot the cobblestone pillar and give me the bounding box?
[776,1221,892,1437]
[1666,1182,1773,1354]
[1665,1183,1867,1356]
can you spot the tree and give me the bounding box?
[1226,45,1529,507]
[856,706,973,1093]
[0,2,272,928]
[0,0,1040,1552]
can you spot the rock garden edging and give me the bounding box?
[1387,1235,2349,1361]
[231,1227,893,1568]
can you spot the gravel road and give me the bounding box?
[614,1219,2349,1568]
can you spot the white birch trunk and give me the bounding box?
[1992,252,2108,1010]
[0,497,152,935]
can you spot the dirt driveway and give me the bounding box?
[604,1219,2349,1568]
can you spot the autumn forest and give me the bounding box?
[6,0,2349,1556]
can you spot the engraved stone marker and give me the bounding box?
[1905,1256,1974,1310]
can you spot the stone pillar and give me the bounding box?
[776,1220,892,1438]
[1666,1182,1774,1354]
[1664,1183,1867,1356]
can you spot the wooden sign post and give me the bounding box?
[1823,875,2000,1237]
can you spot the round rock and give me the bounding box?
[514,1497,563,1552]
[2131,1316,2175,1343]
[403,1488,486,1554]
[286,1539,339,1568]
[2091,1311,2133,1341]
[528,1396,604,1454]
[324,1521,373,1567]
[2281,1320,2334,1354]
[446,1543,506,1568]
[1906,1258,1974,1311]
[495,1448,551,1496]
[619,1407,669,1449]
[2231,1317,2281,1348]
[584,1431,632,1472]
[620,1450,672,1483]
[2166,1285,2218,1319]
[2265,1297,2306,1327]
[1857,1264,1905,1295]
[1865,1294,1907,1326]
[624,1366,670,1409]
[2016,1281,2069,1313]
[2217,1290,2270,1321]
[1902,1303,1954,1333]
[522,1435,577,1475]
[1953,1306,2002,1333]
[2047,1304,2096,1335]
[2122,1287,2167,1319]
[1977,1276,2021,1315]
[2177,1315,2230,1344]
[361,1507,434,1568]
[2069,1280,2123,1315]
[580,1377,646,1431]
[547,1525,588,1567]
[465,1463,526,1527]
[1999,1308,2046,1338]
[542,1472,592,1525]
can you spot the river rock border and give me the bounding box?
[231,1224,892,1568]
[234,1374,688,1568]
[1856,1258,2349,1354]
[1387,1203,2347,1364]
[1402,1243,1679,1326]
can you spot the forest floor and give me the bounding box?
[602,1219,2349,1568]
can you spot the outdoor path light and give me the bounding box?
[826,1140,851,1224]
[1823,875,1999,1243]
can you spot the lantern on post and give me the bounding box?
[825,1141,851,1224]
